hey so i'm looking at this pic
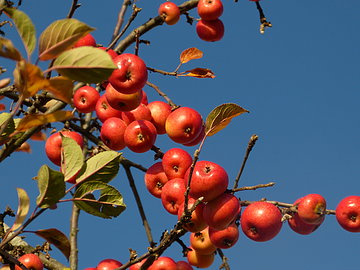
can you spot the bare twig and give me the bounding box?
[146,81,178,109]
[111,0,132,42]
[218,248,230,270]
[67,0,81,18]
[69,204,80,270]
[232,182,275,193]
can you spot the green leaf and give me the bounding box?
[0,37,22,61]
[11,188,30,232]
[205,103,249,136]
[74,181,126,219]
[36,165,66,208]
[35,228,70,260]
[61,136,84,182]
[38,18,95,61]
[76,151,121,184]
[49,46,116,83]
[0,112,15,140]
[3,7,36,57]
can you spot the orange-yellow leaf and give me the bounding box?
[30,131,47,141]
[205,103,249,136]
[11,188,30,232]
[44,77,74,104]
[180,68,215,78]
[16,111,73,132]
[180,47,203,64]
[15,142,31,153]
[0,37,22,61]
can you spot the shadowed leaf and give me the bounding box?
[45,77,74,104]
[74,181,126,219]
[61,136,84,183]
[205,103,249,136]
[36,165,66,208]
[0,37,22,61]
[39,18,95,61]
[76,151,121,184]
[179,68,215,78]
[16,111,73,132]
[180,47,203,64]
[4,7,36,57]
[35,228,70,260]
[49,46,116,83]
[0,112,15,141]
[11,188,30,232]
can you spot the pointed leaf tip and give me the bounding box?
[180,47,203,64]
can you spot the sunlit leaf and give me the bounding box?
[35,228,70,260]
[179,68,215,78]
[74,181,126,219]
[76,151,121,184]
[0,112,15,140]
[0,78,11,88]
[15,142,31,153]
[61,136,84,183]
[180,47,203,64]
[45,76,74,104]
[36,165,66,208]
[0,37,22,61]
[16,111,73,132]
[39,18,95,61]
[4,7,36,57]
[49,47,116,83]
[205,103,249,136]
[11,188,30,232]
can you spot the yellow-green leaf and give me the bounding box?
[16,111,73,132]
[4,7,36,57]
[44,77,74,104]
[11,188,30,232]
[35,228,70,260]
[49,46,116,83]
[180,47,203,64]
[179,68,215,78]
[39,18,95,61]
[0,37,22,61]
[61,136,84,183]
[205,103,249,136]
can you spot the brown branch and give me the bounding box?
[218,248,230,270]
[255,1,272,34]
[69,204,80,270]
[232,182,275,193]
[146,81,178,109]
[111,0,132,42]
[67,0,81,18]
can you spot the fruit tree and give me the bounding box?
[0,1,359,270]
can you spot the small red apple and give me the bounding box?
[240,201,283,242]
[73,85,100,113]
[147,101,172,134]
[196,19,224,42]
[297,194,327,225]
[124,120,157,153]
[73,33,96,47]
[128,259,147,270]
[335,195,360,232]
[176,260,194,270]
[98,46,118,59]
[148,256,177,270]
[121,103,153,125]
[182,123,205,147]
[105,82,143,112]
[178,197,207,233]
[108,53,148,94]
[197,0,224,20]
[162,148,193,180]
[144,162,169,198]
[96,258,122,270]
[15,254,43,270]
[158,2,181,25]
[186,247,214,268]
[208,222,239,249]
[95,95,123,123]
[161,177,186,215]
[100,117,127,151]
[189,227,217,255]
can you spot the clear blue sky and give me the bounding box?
[1,0,359,269]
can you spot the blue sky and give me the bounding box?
[1,0,359,269]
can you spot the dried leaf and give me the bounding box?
[30,131,47,141]
[0,78,11,88]
[11,188,30,232]
[16,111,73,132]
[0,37,22,61]
[39,18,95,61]
[15,142,31,153]
[180,47,203,64]
[179,68,215,78]
[44,77,74,104]
[4,7,36,57]
[205,103,249,136]
[35,228,70,260]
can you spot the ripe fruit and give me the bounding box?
[162,148,193,180]
[196,19,224,42]
[182,124,205,147]
[165,107,203,144]
[129,259,146,270]
[297,194,327,225]
[45,131,84,166]
[124,120,157,153]
[147,101,172,134]
[73,85,100,113]
[148,256,177,270]
[208,222,239,249]
[203,192,240,230]
[197,0,224,20]
[158,2,181,25]
[15,254,43,270]
[176,261,194,270]
[95,95,123,123]
[184,160,228,202]
[96,258,122,270]
[186,247,215,268]
[189,227,217,255]
[144,162,169,198]
[108,53,148,94]
[73,33,96,47]
[178,197,207,233]
[335,195,360,232]
[121,103,153,125]
[288,197,324,235]
[161,178,186,215]
[98,46,118,59]
[241,201,283,242]
[105,83,143,111]
[100,117,127,151]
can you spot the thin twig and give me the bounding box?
[146,81,178,109]
[111,0,132,42]
[218,248,230,270]
[232,182,275,193]
[67,0,81,18]
[69,204,80,270]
